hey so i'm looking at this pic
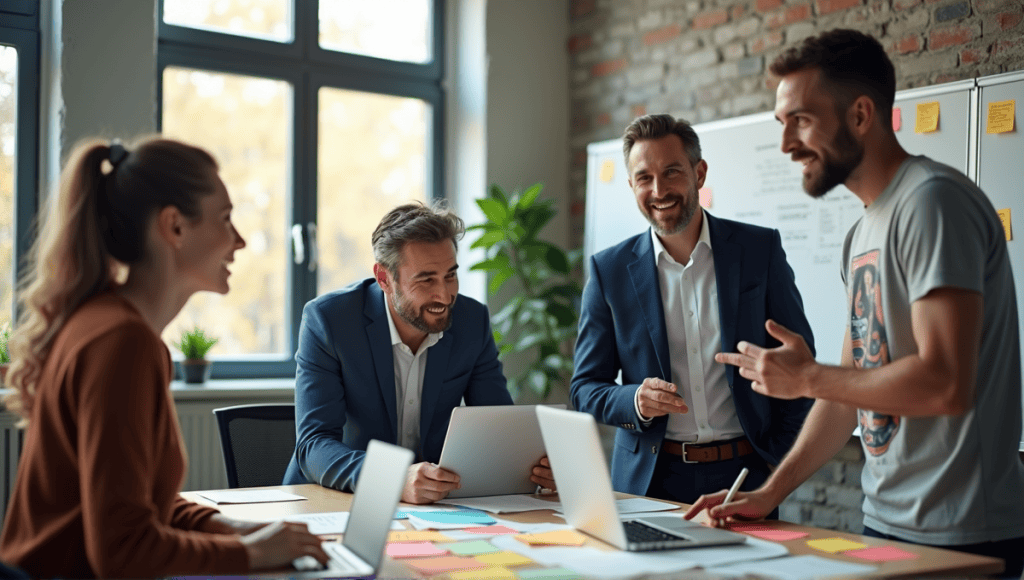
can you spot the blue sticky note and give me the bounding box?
[412,511,495,525]
[394,510,409,520]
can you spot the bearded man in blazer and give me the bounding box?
[571,114,815,506]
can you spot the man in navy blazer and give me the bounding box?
[572,114,815,505]
[283,202,554,503]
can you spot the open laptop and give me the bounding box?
[439,404,564,498]
[535,406,748,552]
[278,439,413,578]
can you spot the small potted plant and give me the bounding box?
[176,326,218,384]
[0,324,11,386]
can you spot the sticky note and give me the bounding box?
[404,555,488,575]
[998,208,1012,241]
[807,537,869,553]
[463,525,520,535]
[986,100,1015,134]
[730,525,809,541]
[915,101,939,133]
[515,529,588,546]
[518,567,583,580]
[410,510,495,526]
[388,530,453,542]
[600,159,615,182]
[699,186,713,208]
[893,107,901,131]
[474,550,535,567]
[846,545,919,562]
[444,539,500,556]
[385,541,449,558]
[449,566,517,580]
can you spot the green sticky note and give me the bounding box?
[444,539,500,556]
[517,567,583,580]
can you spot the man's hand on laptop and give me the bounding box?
[683,487,777,528]
[637,377,689,419]
[530,456,557,493]
[401,462,461,504]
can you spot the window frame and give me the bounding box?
[0,2,41,326]
[157,0,445,378]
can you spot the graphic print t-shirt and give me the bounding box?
[841,156,1024,545]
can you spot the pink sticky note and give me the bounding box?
[463,525,520,535]
[745,529,810,541]
[846,545,919,562]
[699,186,713,208]
[893,108,902,131]
[404,556,488,575]
[728,524,773,532]
[386,541,450,559]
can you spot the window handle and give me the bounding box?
[306,222,319,272]
[291,224,305,265]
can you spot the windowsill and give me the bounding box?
[169,377,295,400]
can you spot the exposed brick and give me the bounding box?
[928,24,977,49]
[756,0,785,12]
[992,36,1024,54]
[595,112,612,126]
[960,46,987,63]
[815,0,862,14]
[976,0,1016,13]
[767,10,787,28]
[731,5,746,20]
[894,34,923,53]
[591,58,628,77]
[788,21,818,43]
[894,0,923,9]
[826,486,865,509]
[993,10,1024,30]
[571,0,596,18]
[786,3,814,22]
[644,24,682,46]
[714,23,738,45]
[638,11,664,30]
[631,104,647,118]
[723,41,746,60]
[750,30,784,53]
[737,17,760,36]
[738,55,765,76]
[682,48,720,70]
[936,0,972,21]
[693,8,729,29]
[568,34,592,54]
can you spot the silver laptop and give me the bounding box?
[439,404,564,498]
[535,406,747,552]
[276,439,413,578]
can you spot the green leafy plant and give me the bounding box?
[0,324,11,365]
[468,183,582,399]
[176,327,219,361]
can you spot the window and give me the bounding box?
[0,2,40,330]
[158,0,443,377]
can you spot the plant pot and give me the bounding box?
[181,359,212,384]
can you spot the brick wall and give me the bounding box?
[566,0,1023,532]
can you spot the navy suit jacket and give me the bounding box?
[571,213,815,495]
[283,279,513,491]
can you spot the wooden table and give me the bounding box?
[182,484,1005,578]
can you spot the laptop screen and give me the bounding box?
[343,440,413,567]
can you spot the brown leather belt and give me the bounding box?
[662,437,754,463]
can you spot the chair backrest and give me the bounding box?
[212,404,296,488]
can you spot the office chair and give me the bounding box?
[212,404,296,489]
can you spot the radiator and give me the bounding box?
[175,401,231,492]
[1,411,24,526]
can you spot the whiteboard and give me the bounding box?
[585,82,973,366]
[976,71,1024,451]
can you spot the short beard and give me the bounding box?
[643,183,699,236]
[801,121,864,198]
[391,285,455,334]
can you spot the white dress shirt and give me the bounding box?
[635,210,745,443]
[386,304,443,453]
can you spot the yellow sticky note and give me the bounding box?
[449,566,517,580]
[998,208,1012,241]
[475,551,534,567]
[807,537,869,553]
[388,530,453,542]
[515,529,588,546]
[915,101,940,133]
[987,100,1016,134]
[599,159,615,183]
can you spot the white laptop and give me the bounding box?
[535,406,748,552]
[439,404,564,498]
[275,439,413,578]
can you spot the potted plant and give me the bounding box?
[0,324,10,387]
[176,326,218,384]
[467,183,583,400]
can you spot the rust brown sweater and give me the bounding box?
[0,292,248,578]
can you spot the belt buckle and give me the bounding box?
[680,442,698,464]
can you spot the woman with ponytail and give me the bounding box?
[0,137,327,578]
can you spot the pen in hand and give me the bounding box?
[714,467,749,527]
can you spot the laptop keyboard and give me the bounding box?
[323,542,359,572]
[622,520,693,550]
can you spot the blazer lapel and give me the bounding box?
[419,332,452,449]
[626,231,671,380]
[708,215,742,388]
[365,285,398,437]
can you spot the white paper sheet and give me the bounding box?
[706,554,877,579]
[195,489,306,504]
[436,495,559,513]
[268,511,403,534]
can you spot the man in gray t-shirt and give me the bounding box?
[684,29,1024,576]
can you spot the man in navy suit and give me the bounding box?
[571,114,815,505]
[283,202,554,503]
